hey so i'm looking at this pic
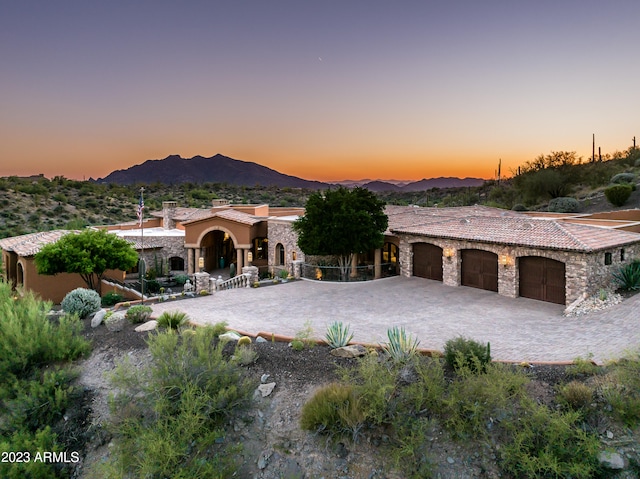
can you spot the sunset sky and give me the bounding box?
[1,1,638,182]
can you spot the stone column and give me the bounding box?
[236,248,244,271]
[443,249,460,287]
[292,259,303,279]
[498,251,517,298]
[193,272,210,294]
[242,265,259,285]
[374,248,381,279]
[187,248,195,275]
[195,248,201,272]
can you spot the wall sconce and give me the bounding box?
[247,251,253,264]
[292,251,297,261]
[443,248,454,259]
[500,254,512,267]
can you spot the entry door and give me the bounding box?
[461,250,498,292]
[519,257,566,305]
[413,243,443,281]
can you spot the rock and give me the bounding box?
[606,430,614,439]
[135,320,158,332]
[91,309,107,328]
[261,374,271,383]
[447,456,455,464]
[257,382,276,397]
[256,336,268,343]
[219,331,241,342]
[257,450,272,469]
[330,344,367,358]
[599,450,625,470]
[104,312,126,332]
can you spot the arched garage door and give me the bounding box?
[461,250,498,292]
[413,243,443,281]
[519,257,566,305]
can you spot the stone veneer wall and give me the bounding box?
[398,234,640,305]
[125,236,187,274]
[267,220,305,276]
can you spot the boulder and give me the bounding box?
[330,344,367,358]
[598,450,625,470]
[135,320,158,332]
[104,312,126,332]
[91,309,107,328]
[257,382,276,397]
[219,331,242,342]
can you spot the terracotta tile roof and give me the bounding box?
[0,230,74,257]
[122,238,164,250]
[149,207,211,222]
[180,208,262,226]
[391,215,640,252]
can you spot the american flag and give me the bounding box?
[136,192,144,226]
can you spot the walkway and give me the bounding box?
[150,276,640,364]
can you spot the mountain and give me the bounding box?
[360,181,403,192]
[402,177,485,191]
[97,154,328,189]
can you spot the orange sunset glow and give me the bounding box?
[1,2,638,182]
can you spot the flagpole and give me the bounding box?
[139,187,145,304]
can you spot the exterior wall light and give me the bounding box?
[500,254,511,267]
[443,248,454,259]
[292,251,297,261]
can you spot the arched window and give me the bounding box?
[169,256,185,271]
[17,262,24,286]
[275,243,285,266]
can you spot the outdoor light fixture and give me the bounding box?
[500,254,511,267]
[443,248,454,259]
[292,251,297,261]
[247,251,253,264]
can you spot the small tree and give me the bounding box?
[293,187,388,280]
[35,229,138,295]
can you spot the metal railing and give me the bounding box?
[300,263,398,282]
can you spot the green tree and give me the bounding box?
[34,229,138,294]
[293,187,388,280]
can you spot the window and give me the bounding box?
[604,252,612,265]
[253,237,268,260]
[621,249,626,262]
[275,243,285,265]
[169,256,185,271]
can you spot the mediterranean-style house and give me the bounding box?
[2,199,640,306]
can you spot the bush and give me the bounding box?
[145,279,161,294]
[125,305,153,324]
[635,158,640,168]
[101,291,124,307]
[325,321,354,349]
[611,172,636,184]
[157,310,189,329]
[61,288,101,318]
[604,184,632,207]
[547,197,581,213]
[444,336,491,373]
[173,274,190,286]
[512,203,528,211]
[557,381,593,410]
[299,383,364,440]
[612,260,640,291]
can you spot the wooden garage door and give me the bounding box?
[461,249,498,292]
[413,243,443,281]
[519,256,566,305]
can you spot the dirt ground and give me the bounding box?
[68,313,639,479]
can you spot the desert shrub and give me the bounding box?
[325,321,354,348]
[500,399,602,478]
[101,291,124,307]
[568,355,600,377]
[209,321,228,337]
[512,203,527,211]
[300,383,364,440]
[443,336,491,373]
[232,344,258,366]
[290,339,305,351]
[596,355,640,427]
[547,196,581,213]
[97,326,254,478]
[61,287,101,318]
[611,172,636,184]
[612,260,640,291]
[557,381,593,410]
[173,274,190,286]
[157,310,189,329]
[0,427,61,479]
[125,305,153,324]
[145,279,161,294]
[635,158,640,167]
[604,184,633,207]
[382,326,420,363]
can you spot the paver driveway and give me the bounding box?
[151,276,640,364]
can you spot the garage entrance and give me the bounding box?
[519,256,566,305]
[413,243,443,281]
[461,249,498,292]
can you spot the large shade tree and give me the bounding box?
[293,186,388,280]
[34,229,138,295]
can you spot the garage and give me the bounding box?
[461,249,498,292]
[519,256,566,305]
[413,243,443,281]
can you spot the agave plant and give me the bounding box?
[325,321,354,349]
[157,310,189,329]
[382,326,420,363]
[612,260,640,291]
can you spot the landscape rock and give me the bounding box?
[330,344,367,358]
[256,336,268,343]
[257,382,276,397]
[599,450,625,470]
[104,312,126,332]
[91,309,107,328]
[219,331,241,342]
[135,320,158,332]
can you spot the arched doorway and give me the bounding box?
[461,249,498,292]
[412,243,443,281]
[275,243,285,266]
[201,230,236,271]
[519,256,566,304]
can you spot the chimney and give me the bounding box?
[162,201,177,229]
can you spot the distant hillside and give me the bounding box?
[359,177,485,192]
[97,154,328,189]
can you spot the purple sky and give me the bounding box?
[1,1,638,181]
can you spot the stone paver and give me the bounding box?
[150,276,640,364]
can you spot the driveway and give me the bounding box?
[150,276,640,364]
